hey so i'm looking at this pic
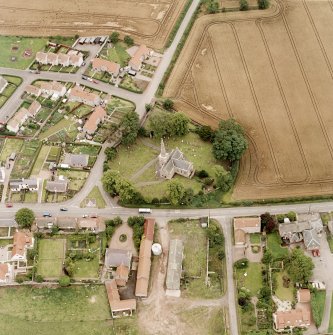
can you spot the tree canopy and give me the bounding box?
[110,32,119,43]
[166,180,185,205]
[214,165,233,192]
[15,208,35,229]
[120,110,140,146]
[212,119,248,161]
[285,248,314,283]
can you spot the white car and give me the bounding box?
[82,214,88,218]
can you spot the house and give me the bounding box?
[0,76,8,94]
[82,106,107,135]
[297,289,311,303]
[105,249,132,270]
[135,218,155,298]
[25,84,41,97]
[63,153,89,168]
[47,52,59,66]
[157,139,195,180]
[91,58,120,77]
[36,51,48,64]
[40,81,66,97]
[233,216,261,245]
[78,218,98,231]
[35,217,57,230]
[0,167,5,183]
[114,264,129,287]
[279,222,311,244]
[303,228,321,250]
[6,107,30,133]
[36,52,83,67]
[57,217,78,230]
[273,309,311,332]
[105,280,136,318]
[0,263,11,283]
[11,230,34,262]
[45,176,68,193]
[165,239,184,297]
[68,86,101,107]
[69,53,84,67]
[58,53,70,67]
[129,44,151,71]
[10,178,39,192]
[27,101,41,117]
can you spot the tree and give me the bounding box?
[64,257,75,277]
[163,99,174,111]
[110,32,120,43]
[260,212,276,233]
[166,180,185,205]
[258,0,269,9]
[213,119,248,161]
[145,103,152,112]
[105,147,117,161]
[127,216,145,228]
[214,165,233,192]
[124,35,134,46]
[120,111,140,146]
[285,248,314,283]
[197,125,214,141]
[262,249,273,265]
[116,178,136,203]
[59,275,71,287]
[240,0,249,10]
[207,0,219,13]
[172,113,189,136]
[148,110,173,138]
[102,170,120,195]
[15,208,35,229]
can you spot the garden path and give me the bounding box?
[109,222,137,256]
[130,157,157,182]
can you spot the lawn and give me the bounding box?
[327,235,333,253]
[0,138,24,162]
[236,263,263,296]
[47,146,61,162]
[37,239,66,278]
[0,75,23,107]
[329,292,333,332]
[250,233,261,244]
[0,239,12,247]
[311,290,326,328]
[39,118,75,140]
[73,256,100,279]
[31,145,51,176]
[60,170,90,192]
[67,144,100,156]
[0,285,139,335]
[102,42,130,67]
[0,36,47,69]
[107,97,135,114]
[267,232,289,259]
[275,271,294,301]
[169,219,222,298]
[81,186,106,209]
[119,74,143,93]
[0,227,9,237]
[3,75,22,86]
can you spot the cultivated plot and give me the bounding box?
[0,0,189,49]
[164,0,333,200]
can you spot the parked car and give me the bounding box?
[5,203,13,208]
[60,207,68,211]
[90,214,98,218]
[82,75,88,80]
[43,212,52,217]
[82,214,88,218]
[93,79,98,84]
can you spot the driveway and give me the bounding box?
[109,222,137,256]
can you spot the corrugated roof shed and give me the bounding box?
[166,239,183,291]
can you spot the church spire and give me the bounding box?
[160,138,166,156]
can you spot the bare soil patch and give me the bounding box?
[164,0,333,201]
[0,0,188,49]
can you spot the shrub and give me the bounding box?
[124,35,134,46]
[163,99,174,111]
[196,169,209,178]
[234,258,249,269]
[59,275,71,287]
[35,275,44,283]
[240,0,249,10]
[258,0,269,9]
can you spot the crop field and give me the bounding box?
[164,0,333,201]
[0,0,189,49]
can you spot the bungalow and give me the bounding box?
[129,45,151,71]
[91,58,120,77]
[273,309,310,332]
[0,167,5,183]
[40,81,67,97]
[0,76,8,94]
[35,217,57,230]
[25,84,41,97]
[11,230,34,263]
[278,222,311,244]
[233,217,261,245]
[68,86,101,107]
[45,176,68,193]
[303,228,320,250]
[78,218,98,231]
[105,279,136,318]
[57,217,78,230]
[10,178,39,192]
[83,106,107,135]
[105,249,132,270]
[63,153,89,168]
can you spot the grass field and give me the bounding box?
[275,271,293,301]
[0,138,24,162]
[31,145,51,176]
[37,239,66,278]
[311,290,326,328]
[102,42,130,67]
[81,186,106,209]
[236,262,263,296]
[0,285,138,335]
[267,232,289,259]
[0,36,46,69]
[169,219,222,298]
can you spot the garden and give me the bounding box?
[0,75,23,108]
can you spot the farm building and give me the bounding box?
[105,249,132,270]
[165,239,184,297]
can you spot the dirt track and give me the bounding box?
[164,0,333,201]
[0,0,188,49]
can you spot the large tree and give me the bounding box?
[213,119,248,161]
[214,165,233,192]
[166,180,185,205]
[102,170,120,195]
[120,111,140,146]
[286,248,314,283]
[172,113,189,136]
[15,208,35,229]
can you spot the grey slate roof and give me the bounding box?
[105,248,132,268]
[64,153,89,167]
[166,239,184,291]
[303,229,320,250]
[278,222,311,236]
[45,177,68,193]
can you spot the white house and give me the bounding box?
[10,178,39,192]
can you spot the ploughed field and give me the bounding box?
[0,0,188,49]
[164,0,333,200]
